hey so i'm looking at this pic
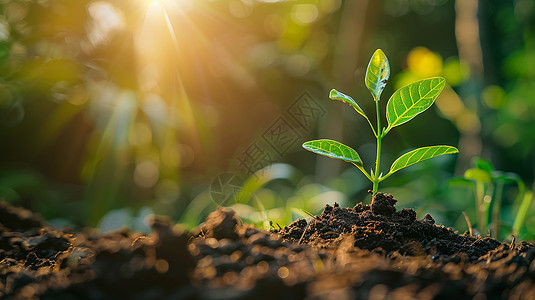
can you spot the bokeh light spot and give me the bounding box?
[277,266,289,279]
[248,44,277,68]
[87,1,125,47]
[284,54,310,77]
[5,2,29,23]
[443,57,469,87]
[407,47,442,77]
[134,160,160,188]
[155,259,169,273]
[129,122,153,147]
[482,85,507,109]
[291,4,318,25]
[0,20,10,42]
[494,123,519,147]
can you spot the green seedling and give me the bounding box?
[303,49,459,194]
[462,157,532,238]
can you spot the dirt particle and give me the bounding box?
[323,204,333,215]
[423,214,435,224]
[370,192,397,216]
[203,208,239,240]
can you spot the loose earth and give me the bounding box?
[1,193,534,299]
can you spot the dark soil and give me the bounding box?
[2,193,535,299]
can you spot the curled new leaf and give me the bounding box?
[365,49,390,101]
[303,139,362,166]
[464,168,492,183]
[389,145,458,174]
[329,89,368,120]
[386,77,445,132]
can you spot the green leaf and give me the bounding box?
[329,89,368,119]
[365,49,390,101]
[492,173,520,184]
[389,145,458,174]
[303,139,362,166]
[386,77,446,131]
[449,177,475,188]
[464,168,492,183]
[474,158,494,173]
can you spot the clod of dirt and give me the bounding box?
[370,191,397,216]
[0,201,45,232]
[202,208,239,240]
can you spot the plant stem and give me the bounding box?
[492,182,503,238]
[373,99,382,194]
[475,181,486,234]
[373,137,382,194]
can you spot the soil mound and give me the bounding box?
[277,192,502,261]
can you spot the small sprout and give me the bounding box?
[461,157,531,238]
[303,49,459,194]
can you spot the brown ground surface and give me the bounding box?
[1,193,535,299]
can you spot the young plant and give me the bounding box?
[303,49,458,194]
[461,157,532,238]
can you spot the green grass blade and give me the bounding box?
[329,89,368,119]
[386,77,446,131]
[513,191,532,237]
[365,49,390,101]
[389,145,458,174]
[303,139,363,166]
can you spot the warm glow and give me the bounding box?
[87,1,125,47]
[142,0,194,15]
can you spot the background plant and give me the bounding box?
[454,157,533,240]
[177,164,348,230]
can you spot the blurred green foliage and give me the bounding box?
[0,0,534,240]
[452,157,531,240]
